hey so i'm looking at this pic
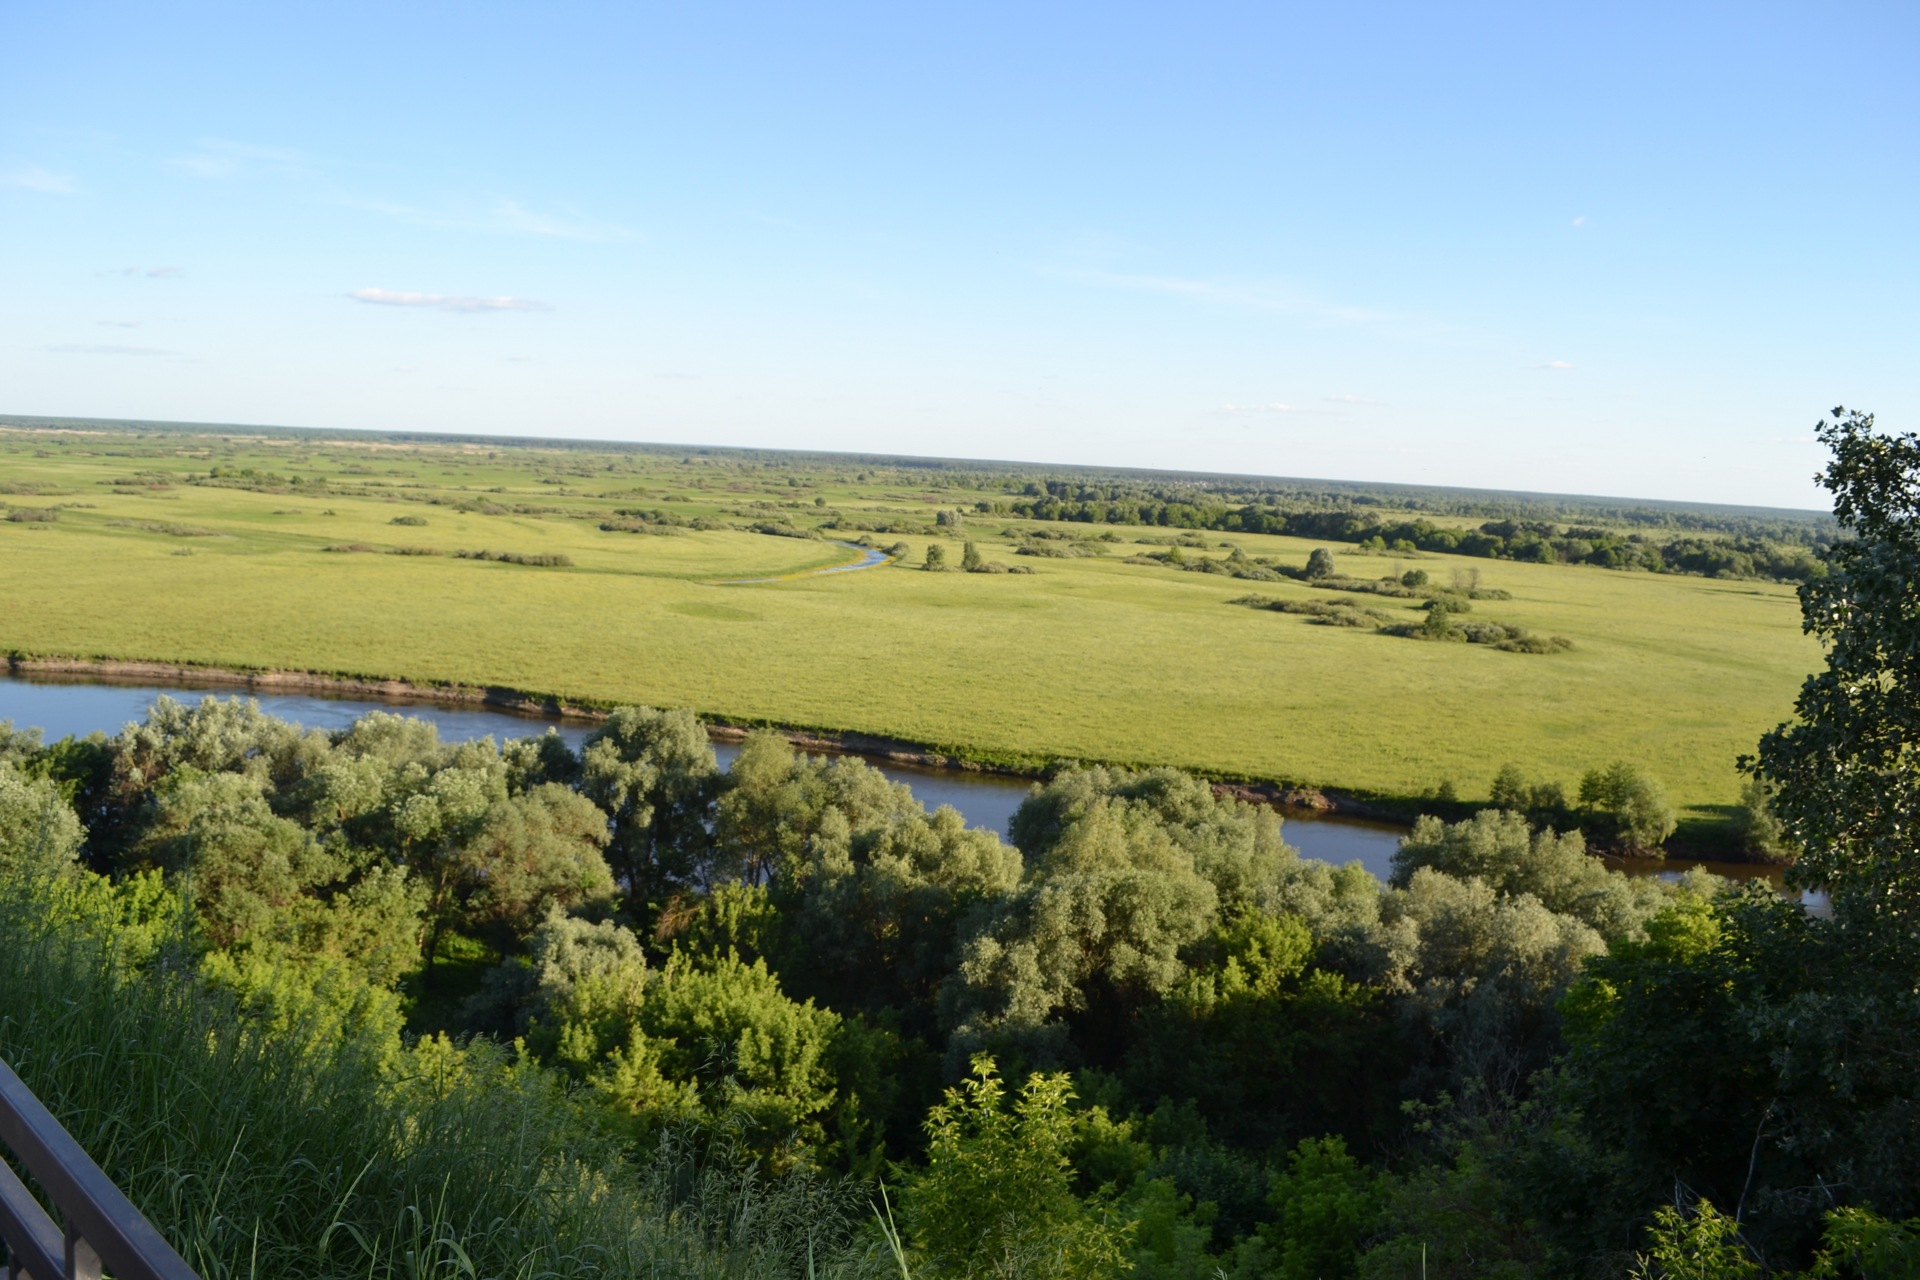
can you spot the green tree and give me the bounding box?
[962,540,983,571]
[0,761,85,875]
[1267,1136,1383,1280]
[1752,407,1920,918]
[899,1055,1133,1279]
[462,783,617,946]
[1577,761,1675,852]
[925,543,948,571]
[579,706,719,910]
[1305,547,1336,579]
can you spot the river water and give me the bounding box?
[0,673,1788,891]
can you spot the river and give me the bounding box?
[0,673,1789,891]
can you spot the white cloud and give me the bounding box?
[348,287,552,313]
[98,320,140,329]
[46,343,175,356]
[147,266,183,278]
[3,166,77,194]
[1537,359,1574,370]
[1572,215,1586,227]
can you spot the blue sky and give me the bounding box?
[4,1,1913,508]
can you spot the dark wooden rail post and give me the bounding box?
[0,1057,199,1280]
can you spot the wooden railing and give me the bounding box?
[0,1057,199,1280]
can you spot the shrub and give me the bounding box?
[1578,761,1676,853]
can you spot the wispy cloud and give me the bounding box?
[494,199,632,241]
[105,266,183,279]
[1324,393,1382,405]
[1572,215,1586,227]
[340,195,634,241]
[3,166,77,194]
[348,287,552,313]
[1536,359,1575,371]
[98,320,140,329]
[46,343,176,356]
[1213,402,1332,416]
[1044,266,1388,324]
[174,139,312,179]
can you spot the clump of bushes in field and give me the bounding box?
[1230,591,1569,652]
[1228,594,1389,627]
[4,506,59,523]
[389,514,428,526]
[956,541,1034,574]
[600,508,690,536]
[323,542,378,553]
[107,519,218,536]
[1383,610,1572,653]
[455,549,575,567]
[387,545,441,557]
[1014,533,1107,558]
[743,520,822,540]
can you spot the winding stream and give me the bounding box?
[714,541,891,584]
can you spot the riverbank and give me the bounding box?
[2,651,1776,863]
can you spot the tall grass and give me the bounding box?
[0,870,888,1279]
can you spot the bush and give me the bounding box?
[454,550,574,567]
[1578,761,1676,852]
[389,515,428,526]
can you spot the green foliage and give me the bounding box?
[1577,761,1676,852]
[899,1055,1132,1278]
[581,705,719,910]
[1391,809,1673,941]
[1305,547,1337,579]
[1629,1201,1759,1280]
[1753,407,1920,919]
[0,863,880,1279]
[0,759,86,874]
[1125,912,1398,1154]
[1266,1136,1383,1280]
[924,543,948,570]
[1807,1207,1920,1279]
[1731,776,1791,862]
[962,540,983,571]
[1486,763,1570,829]
[594,950,845,1164]
[1558,891,1920,1263]
[462,782,616,945]
[953,767,1290,1059]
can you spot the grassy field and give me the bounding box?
[0,425,1821,830]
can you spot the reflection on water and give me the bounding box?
[0,673,1806,899]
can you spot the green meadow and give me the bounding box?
[0,424,1821,829]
